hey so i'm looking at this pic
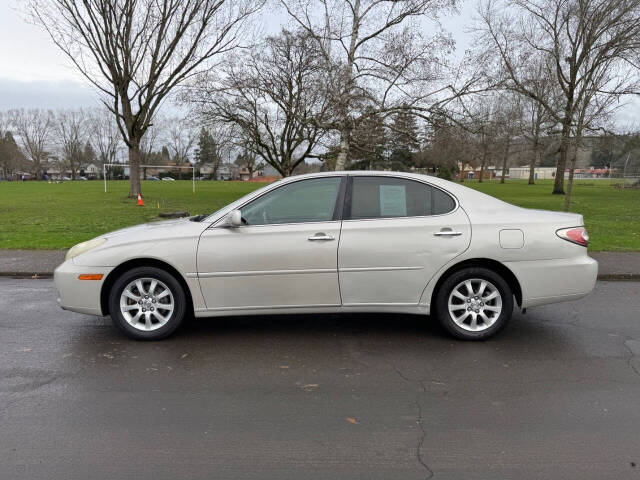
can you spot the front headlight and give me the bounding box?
[65,237,107,260]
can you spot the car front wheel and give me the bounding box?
[435,267,513,340]
[108,266,187,340]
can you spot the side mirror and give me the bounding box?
[223,209,243,228]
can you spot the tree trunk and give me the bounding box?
[335,129,350,171]
[563,136,581,212]
[553,120,571,194]
[334,0,359,172]
[528,138,539,185]
[479,148,487,183]
[34,157,42,180]
[128,139,142,197]
[500,138,510,184]
[563,163,576,212]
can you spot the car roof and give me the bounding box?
[276,170,455,190]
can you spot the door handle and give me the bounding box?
[308,233,335,241]
[434,230,462,237]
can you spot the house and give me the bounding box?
[216,163,238,180]
[457,163,498,180]
[508,166,614,180]
[84,163,101,179]
[237,166,265,181]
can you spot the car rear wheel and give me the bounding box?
[108,266,186,340]
[435,267,513,340]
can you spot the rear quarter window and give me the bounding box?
[432,187,456,215]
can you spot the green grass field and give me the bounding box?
[0,178,638,251]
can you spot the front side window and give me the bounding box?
[349,176,455,219]
[241,177,342,226]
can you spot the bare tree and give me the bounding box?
[517,57,559,184]
[494,93,523,183]
[464,94,503,182]
[563,81,618,210]
[137,118,170,179]
[281,0,479,170]
[88,107,122,173]
[54,110,88,180]
[477,0,640,194]
[166,119,198,164]
[9,109,54,180]
[30,0,262,196]
[418,114,474,179]
[188,29,329,176]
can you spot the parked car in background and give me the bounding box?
[54,171,597,341]
[78,176,88,181]
[161,177,175,181]
[147,176,160,181]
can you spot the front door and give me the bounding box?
[197,176,345,312]
[338,175,471,306]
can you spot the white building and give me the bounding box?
[509,166,557,180]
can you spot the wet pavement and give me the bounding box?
[1,278,640,479]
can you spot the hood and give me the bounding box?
[102,217,194,239]
[71,216,211,266]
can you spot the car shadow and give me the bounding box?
[65,308,577,366]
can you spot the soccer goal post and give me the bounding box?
[103,164,196,194]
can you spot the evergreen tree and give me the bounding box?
[161,146,171,164]
[194,127,221,178]
[350,110,387,170]
[83,141,97,165]
[0,132,25,177]
[388,109,420,170]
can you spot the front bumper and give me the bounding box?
[53,260,114,316]
[506,255,598,308]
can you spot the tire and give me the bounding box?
[108,266,187,340]
[434,267,513,340]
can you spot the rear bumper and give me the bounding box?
[53,260,113,316]
[506,255,598,308]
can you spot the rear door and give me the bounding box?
[338,175,471,307]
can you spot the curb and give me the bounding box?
[0,272,54,279]
[596,274,640,282]
[0,272,638,281]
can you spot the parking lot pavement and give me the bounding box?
[1,279,640,480]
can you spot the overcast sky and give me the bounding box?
[0,0,637,124]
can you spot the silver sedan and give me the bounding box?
[54,171,597,340]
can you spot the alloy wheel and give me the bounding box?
[447,278,503,332]
[119,277,174,331]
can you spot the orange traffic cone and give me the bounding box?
[137,194,144,206]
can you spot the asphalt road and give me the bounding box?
[1,278,640,480]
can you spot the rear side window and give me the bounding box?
[349,176,455,219]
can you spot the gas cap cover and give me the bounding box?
[500,229,524,249]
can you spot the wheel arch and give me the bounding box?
[429,258,522,309]
[100,258,194,316]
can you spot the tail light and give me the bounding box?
[556,226,589,247]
